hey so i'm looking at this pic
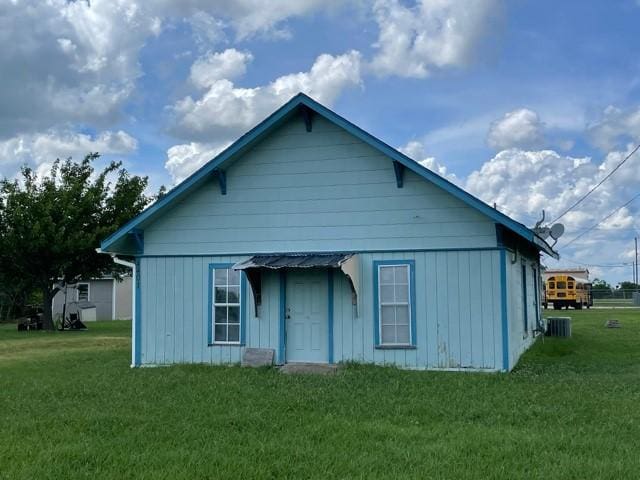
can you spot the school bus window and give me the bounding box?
[556,281,566,289]
[568,282,574,289]
[548,282,555,289]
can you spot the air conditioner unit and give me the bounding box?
[545,317,572,337]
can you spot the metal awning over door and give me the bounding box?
[232,254,360,316]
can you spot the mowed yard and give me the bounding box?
[1,310,639,479]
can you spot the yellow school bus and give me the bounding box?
[543,275,592,310]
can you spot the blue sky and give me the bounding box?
[1,0,639,283]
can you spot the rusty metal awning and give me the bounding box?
[233,253,352,270]
[233,254,361,317]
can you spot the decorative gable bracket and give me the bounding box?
[128,229,144,254]
[392,161,405,188]
[300,105,313,132]
[213,169,227,195]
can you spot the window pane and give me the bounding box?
[228,306,240,324]
[214,324,227,342]
[381,305,395,325]
[214,287,226,303]
[381,325,395,344]
[395,284,408,303]
[215,269,227,286]
[228,286,240,304]
[395,305,409,325]
[228,269,240,286]
[396,325,410,344]
[78,284,89,301]
[380,285,394,303]
[227,324,240,342]
[379,266,394,284]
[214,306,227,324]
[394,266,408,284]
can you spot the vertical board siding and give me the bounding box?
[142,116,496,256]
[505,251,540,370]
[138,250,508,371]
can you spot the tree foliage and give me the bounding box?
[591,278,613,299]
[0,154,150,328]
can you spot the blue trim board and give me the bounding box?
[100,93,556,259]
[137,247,507,259]
[134,258,142,366]
[372,259,417,348]
[207,263,246,346]
[532,266,540,329]
[278,270,286,364]
[240,273,247,345]
[499,250,510,371]
[521,264,528,333]
[327,269,334,364]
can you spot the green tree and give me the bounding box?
[0,154,150,329]
[591,278,613,299]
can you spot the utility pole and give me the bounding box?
[634,237,640,290]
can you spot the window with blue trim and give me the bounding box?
[377,264,412,345]
[212,268,241,343]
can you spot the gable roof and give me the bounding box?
[101,93,557,258]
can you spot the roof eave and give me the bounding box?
[101,92,551,256]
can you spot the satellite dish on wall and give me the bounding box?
[550,223,565,241]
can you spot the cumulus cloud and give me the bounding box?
[487,108,545,150]
[190,49,253,89]
[0,0,349,138]
[157,0,350,41]
[0,130,137,177]
[169,50,362,142]
[370,0,500,78]
[165,141,231,184]
[463,146,640,273]
[399,140,458,182]
[0,0,160,137]
[588,105,640,151]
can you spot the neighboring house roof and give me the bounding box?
[101,93,557,258]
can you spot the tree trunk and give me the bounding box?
[41,287,55,330]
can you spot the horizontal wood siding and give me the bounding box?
[143,116,496,255]
[139,250,505,371]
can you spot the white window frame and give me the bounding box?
[212,268,242,345]
[76,282,90,302]
[377,264,412,346]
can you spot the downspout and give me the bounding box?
[96,248,137,367]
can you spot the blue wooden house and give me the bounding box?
[101,93,557,372]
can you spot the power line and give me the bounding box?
[559,191,640,249]
[556,256,633,268]
[550,143,640,224]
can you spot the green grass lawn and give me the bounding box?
[1,310,639,480]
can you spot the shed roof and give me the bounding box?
[101,93,557,258]
[233,254,352,270]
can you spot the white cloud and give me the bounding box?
[0,130,137,176]
[588,105,640,151]
[487,108,545,150]
[370,0,500,78]
[169,50,362,141]
[190,49,253,89]
[186,10,227,49]
[399,140,457,181]
[165,141,231,184]
[155,0,350,41]
[0,0,160,137]
[463,146,640,273]
[0,0,350,138]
